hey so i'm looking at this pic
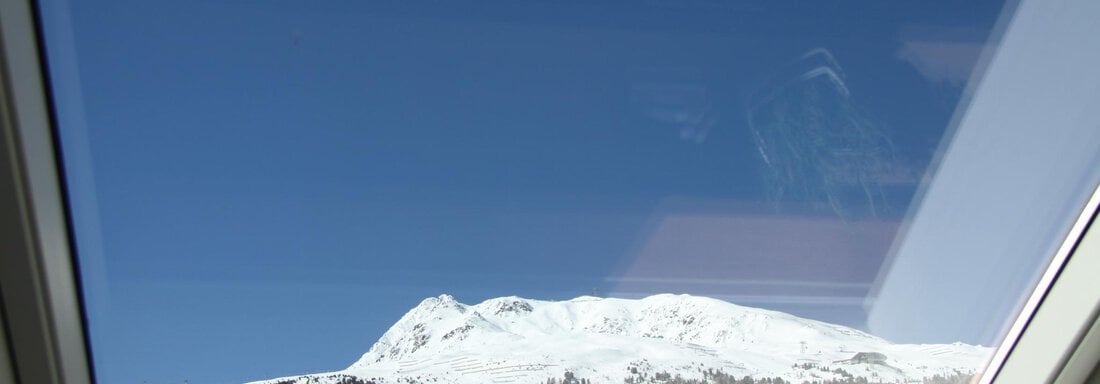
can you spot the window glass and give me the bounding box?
[33,1,1099,384]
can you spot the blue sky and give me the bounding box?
[38,1,1006,383]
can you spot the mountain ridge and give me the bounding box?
[251,294,989,384]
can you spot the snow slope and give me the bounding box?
[250,294,990,384]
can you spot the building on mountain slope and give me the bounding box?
[833,352,887,365]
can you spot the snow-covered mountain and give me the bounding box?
[250,294,990,384]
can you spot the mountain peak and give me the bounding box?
[416,294,461,310]
[476,296,534,316]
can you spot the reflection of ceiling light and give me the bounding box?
[896,41,984,86]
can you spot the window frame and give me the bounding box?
[0,0,94,382]
[0,0,1098,382]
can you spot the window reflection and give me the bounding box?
[36,1,1095,384]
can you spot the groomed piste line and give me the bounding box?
[458,363,558,375]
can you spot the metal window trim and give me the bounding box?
[0,291,18,383]
[1057,302,1100,384]
[982,183,1100,383]
[0,0,93,383]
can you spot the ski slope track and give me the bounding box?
[250,294,989,384]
